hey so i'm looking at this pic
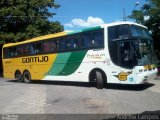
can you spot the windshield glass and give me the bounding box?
[131,39,156,66]
[108,25,130,40]
[108,24,157,69]
[130,25,152,38]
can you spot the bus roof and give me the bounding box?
[3,26,102,48]
[101,21,147,28]
[3,21,146,48]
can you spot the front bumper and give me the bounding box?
[136,69,158,84]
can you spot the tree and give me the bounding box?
[0,0,64,43]
[129,0,160,59]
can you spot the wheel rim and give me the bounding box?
[16,72,21,80]
[95,71,103,89]
[24,73,29,81]
[23,71,31,83]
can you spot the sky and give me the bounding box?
[50,0,147,30]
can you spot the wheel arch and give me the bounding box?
[14,70,21,78]
[89,68,107,83]
[23,69,30,74]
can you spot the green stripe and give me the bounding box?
[48,51,87,76]
[57,51,87,75]
[82,26,101,32]
[67,30,82,35]
[48,52,71,75]
[67,26,101,35]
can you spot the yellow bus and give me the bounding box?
[2,21,157,89]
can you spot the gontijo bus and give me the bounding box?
[2,21,157,89]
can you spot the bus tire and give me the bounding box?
[15,71,23,83]
[23,71,31,84]
[95,71,104,89]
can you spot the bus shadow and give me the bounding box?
[7,80,154,91]
[105,82,155,91]
[32,81,155,91]
[30,80,95,88]
[32,81,154,91]
[7,80,95,88]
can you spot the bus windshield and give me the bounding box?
[130,25,152,38]
[108,24,157,69]
[130,25,156,66]
[131,39,156,66]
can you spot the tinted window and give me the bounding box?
[58,34,81,52]
[81,32,92,48]
[30,43,36,54]
[10,47,17,57]
[108,25,130,41]
[108,26,118,40]
[23,44,30,55]
[108,25,131,66]
[130,25,152,38]
[3,29,104,58]
[35,42,43,54]
[120,41,133,68]
[44,40,57,53]
[17,45,25,56]
[108,27,119,65]
[67,35,80,50]
[108,41,119,65]
[92,31,104,47]
[3,48,9,58]
[118,25,130,39]
[6,47,17,57]
[30,42,43,54]
[58,38,68,51]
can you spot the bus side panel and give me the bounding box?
[3,54,57,80]
[43,50,111,82]
[47,51,87,76]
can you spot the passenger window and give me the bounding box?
[81,32,92,48]
[3,48,9,58]
[50,41,57,52]
[92,31,104,47]
[30,42,43,54]
[23,44,30,55]
[17,46,25,56]
[58,39,67,51]
[9,47,17,57]
[44,40,57,53]
[35,42,43,54]
[44,41,50,53]
[67,36,80,50]
[30,44,36,54]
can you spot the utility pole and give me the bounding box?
[123,8,126,21]
[123,2,140,21]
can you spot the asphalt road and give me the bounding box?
[0,77,160,117]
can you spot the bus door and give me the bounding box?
[118,41,134,82]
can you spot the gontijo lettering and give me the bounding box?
[22,56,48,63]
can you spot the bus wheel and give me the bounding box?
[23,71,31,83]
[95,71,104,89]
[15,71,23,83]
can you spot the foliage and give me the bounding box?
[0,0,64,43]
[129,0,160,59]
